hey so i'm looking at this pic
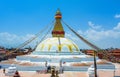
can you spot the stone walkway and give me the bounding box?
[0,63,120,77]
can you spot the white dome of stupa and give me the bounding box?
[35,37,79,52]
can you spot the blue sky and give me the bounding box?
[0,0,120,49]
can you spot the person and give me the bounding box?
[60,60,62,67]
[47,66,51,73]
[45,61,47,67]
[3,68,5,74]
[56,70,59,77]
[51,69,55,77]
[13,71,20,77]
[59,66,64,73]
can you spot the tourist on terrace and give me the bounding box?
[3,68,5,74]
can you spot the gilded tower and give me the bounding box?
[52,9,65,37]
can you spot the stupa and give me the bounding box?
[16,9,88,67]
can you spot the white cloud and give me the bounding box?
[77,21,120,48]
[88,21,102,30]
[115,14,120,18]
[84,29,120,40]
[114,22,120,30]
[85,22,120,40]
[0,32,35,48]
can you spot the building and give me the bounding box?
[0,48,6,61]
[85,49,120,62]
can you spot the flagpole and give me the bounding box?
[94,51,97,77]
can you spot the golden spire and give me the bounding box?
[52,9,65,37]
